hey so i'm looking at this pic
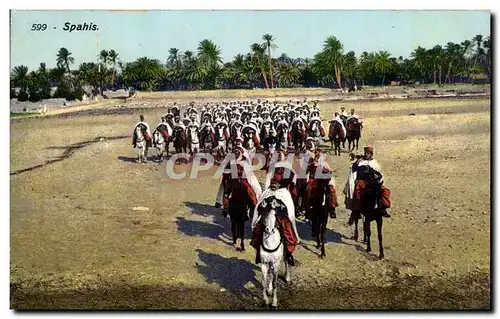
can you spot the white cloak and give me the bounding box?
[252,188,301,244]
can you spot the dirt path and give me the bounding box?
[10,98,491,309]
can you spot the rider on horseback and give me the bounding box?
[132,115,152,148]
[155,117,172,142]
[303,150,338,221]
[252,162,301,266]
[349,146,391,225]
[222,146,261,218]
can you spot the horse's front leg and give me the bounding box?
[261,263,270,306]
[353,218,359,241]
[364,218,372,253]
[271,267,279,308]
[284,255,291,283]
[377,215,384,259]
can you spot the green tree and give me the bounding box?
[56,47,75,73]
[374,51,394,86]
[251,43,270,89]
[262,34,277,89]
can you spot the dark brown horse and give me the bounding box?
[291,120,306,154]
[352,167,385,259]
[302,169,336,259]
[172,126,187,162]
[346,118,362,152]
[328,120,345,156]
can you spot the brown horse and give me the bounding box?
[346,118,362,152]
[172,126,187,163]
[302,166,337,259]
[328,120,345,156]
[352,167,386,259]
[291,120,306,154]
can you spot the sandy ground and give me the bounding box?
[10,98,490,309]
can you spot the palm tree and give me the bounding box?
[374,51,393,86]
[197,39,223,89]
[99,50,109,66]
[472,34,484,67]
[444,42,461,84]
[411,46,430,83]
[276,60,302,88]
[108,50,119,86]
[320,36,345,89]
[262,34,277,89]
[123,57,164,91]
[167,48,182,68]
[56,47,75,73]
[11,65,30,92]
[251,43,270,89]
[483,36,491,80]
[343,51,358,87]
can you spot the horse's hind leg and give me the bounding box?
[353,218,359,241]
[377,216,384,259]
[364,218,372,253]
[231,218,237,246]
[239,220,245,251]
[319,210,327,258]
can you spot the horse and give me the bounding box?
[134,126,147,163]
[339,115,348,148]
[307,120,324,148]
[352,167,386,259]
[186,125,200,160]
[153,130,166,162]
[328,120,344,156]
[291,120,306,154]
[275,124,289,151]
[242,126,258,155]
[346,118,362,152]
[230,122,243,149]
[259,199,291,309]
[214,124,228,162]
[260,121,274,152]
[172,126,188,161]
[200,124,215,153]
[302,177,336,259]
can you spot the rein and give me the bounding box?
[262,229,282,253]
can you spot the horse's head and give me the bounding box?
[188,126,199,140]
[135,126,144,139]
[153,131,163,144]
[216,125,226,140]
[261,198,278,234]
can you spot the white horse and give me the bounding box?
[153,130,165,163]
[308,121,323,149]
[187,125,200,159]
[135,126,147,163]
[215,125,228,162]
[259,198,291,309]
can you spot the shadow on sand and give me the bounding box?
[295,219,350,257]
[194,249,261,305]
[182,202,252,245]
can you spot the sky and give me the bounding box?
[10,10,491,70]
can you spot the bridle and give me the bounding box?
[261,203,283,253]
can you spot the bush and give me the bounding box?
[17,89,29,102]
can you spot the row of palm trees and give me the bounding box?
[11,33,491,102]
